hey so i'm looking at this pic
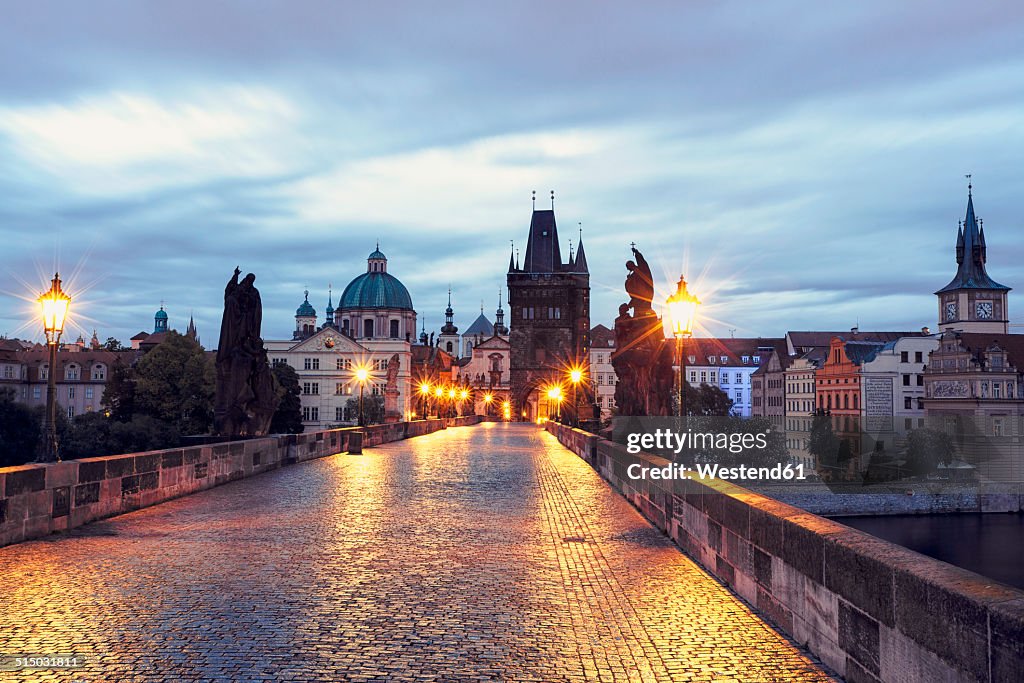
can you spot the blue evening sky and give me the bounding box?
[2,2,1023,344]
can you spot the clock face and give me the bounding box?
[945,302,957,321]
[976,301,994,319]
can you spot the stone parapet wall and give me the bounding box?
[546,422,1024,683]
[0,416,481,549]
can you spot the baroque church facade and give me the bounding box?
[264,246,417,429]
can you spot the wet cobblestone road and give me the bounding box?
[0,423,834,682]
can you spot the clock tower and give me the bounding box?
[935,181,1010,334]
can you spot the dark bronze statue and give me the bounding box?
[624,246,655,316]
[214,267,280,436]
[612,247,672,416]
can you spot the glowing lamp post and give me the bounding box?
[484,392,493,417]
[502,401,511,421]
[419,382,431,419]
[666,275,700,418]
[38,273,71,462]
[569,367,584,426]
[547,385,563,422]
[355,366,370,426]
[458,388,469,417]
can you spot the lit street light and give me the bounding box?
[38,273,70,462]
[419,382,431,419]
[547,385,564,422]
[568,366,584,426]
[666,275,700,418]
[355,365,370,426]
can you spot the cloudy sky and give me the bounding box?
[2,1,1023,345]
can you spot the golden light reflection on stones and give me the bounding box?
[0,423,834,681]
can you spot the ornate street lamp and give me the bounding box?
[568,366,584,426]
[38,273,70,462]
[666,275,700,418]
[484,392,493,417]
[419,382,431,419]
[355,365,370,426]
[547,385,564,422]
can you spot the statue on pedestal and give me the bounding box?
[214,267,280,436]
[383,353,402,422]
[611,247,672,416]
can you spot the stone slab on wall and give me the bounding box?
[545,421,1024,683]
[0,416,481,549]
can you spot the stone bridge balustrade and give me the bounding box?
[545,421,1024,683]
[0,416,482,549]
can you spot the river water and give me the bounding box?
[831,513,1024,590]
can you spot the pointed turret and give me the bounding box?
[186,315,198,342]
[522,209,563,273]
[440,287,458,335]
[574,237,589,273]
[937,182,1008,294]
[508,243,516,273]
[325,286,335,328]
[495,289,507,335]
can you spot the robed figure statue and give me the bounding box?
[611,246,673,416]
[214,267,280,436]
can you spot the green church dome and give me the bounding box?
[296,291,316,317]
[339,246,414,311]
[339,272,413,310]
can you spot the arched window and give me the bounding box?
[446,341,453,353]
[843,394,849,410]
[65,364,79,381]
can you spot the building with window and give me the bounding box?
[681,338,784,417]
[264,246,417,429]
[507,200,590,421]
[0,344,130,419]
[589,324,616,420]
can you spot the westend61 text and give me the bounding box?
[626,462,809,482]
[625,428,770,455]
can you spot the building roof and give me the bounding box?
[339,272,413,311]
[464,313,494,337]
[521,209,563,274]
[13,349,134,381]
[936,188,1010,293]
[685,337,786,367]
[296,291,316,317]
[786,330,924,355]
[842,340,887,366]
[590,324,615,348]
[130,331,150,341]
[952,333,1024,370]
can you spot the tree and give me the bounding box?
[905,427,955,477]
[808,411,840,474]
[0,388,40,466]
[102,337,126,351]
[269,363,304,434]
[346,395,385,425]
[102,356,136,422]
[62,412,179,459]
[132,331,214,435]
[681,383,734,416]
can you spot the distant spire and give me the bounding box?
[508,239,516,273]
[550,189,555,210]
[531,190,536,210]
[515,248,520,270]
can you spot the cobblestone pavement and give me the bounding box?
[0,423,836,682]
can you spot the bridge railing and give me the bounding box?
[0,416,482,550]
[545,421,1024,683]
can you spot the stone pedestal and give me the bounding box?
[384,387,401,423]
